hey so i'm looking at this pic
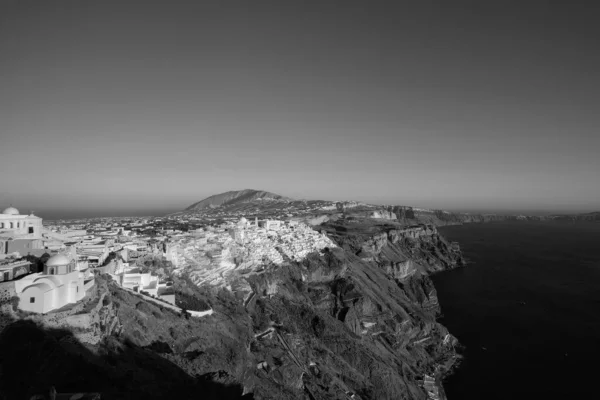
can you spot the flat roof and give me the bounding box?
[0,215,41,220]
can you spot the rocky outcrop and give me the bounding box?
[92,291,123,339]
[384,206,511,226]
[230,218,464,399]
[369,210,397,220]
[304,214,330,226]
[240,247,459,399]
[335,201,365,211]
[322,221,463,274]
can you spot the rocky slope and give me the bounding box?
[0,219,464,400]
[185,190,292,211]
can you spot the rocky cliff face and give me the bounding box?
[330,205,518,228]
[228,220,463,399]
[231,219,464,399]
[383,206,508,226]
[550,211,600,221]
[0,220,464,400]
[321,222,463,272]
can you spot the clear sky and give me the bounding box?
[1,1,599,218]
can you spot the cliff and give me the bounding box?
[0,220,463,400]
[549,211,600,221]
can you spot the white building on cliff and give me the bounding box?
[15,253,95,314]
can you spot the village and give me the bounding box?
[0,205,336,316]
[166,216,337,288]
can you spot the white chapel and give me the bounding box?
[15,253,95,313]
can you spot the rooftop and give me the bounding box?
[1,206,19,215]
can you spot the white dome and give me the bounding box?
[2,206,19,215]
[46,254,71,267]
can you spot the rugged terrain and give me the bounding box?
[0,217,464,400]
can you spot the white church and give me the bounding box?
[15,253,95,314]
[0,206,43,238]
[0,205,44,256]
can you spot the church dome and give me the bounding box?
[46,254,71,267]
[2,206,19,215]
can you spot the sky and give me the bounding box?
[1,1,599,218]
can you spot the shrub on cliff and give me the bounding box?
[10,296,19,312]
[175,292,210,312]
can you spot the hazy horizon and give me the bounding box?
[25,194,599,222]
[2,1,599,217]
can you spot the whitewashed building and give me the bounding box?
[15,253,95,314]
[0,206,43,239]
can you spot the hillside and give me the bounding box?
[185,189,292,211]
[0,220,463,399]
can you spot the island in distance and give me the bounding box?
[0,189,595,399]
[173,188,570,224]
[185,189,293,210]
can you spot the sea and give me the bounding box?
[433,221,600,400]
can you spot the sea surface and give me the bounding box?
[433,221,600,400]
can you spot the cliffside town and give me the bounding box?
[167,217,336,289]
[0,191,579,400]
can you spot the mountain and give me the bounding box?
[181,189,568,224]
[185,189,292,211]
[178,192,525,226]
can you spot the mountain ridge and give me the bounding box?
[180,189,597,225]
[185,189,292,211]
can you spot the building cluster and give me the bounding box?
[0,206,170,314]
[175,199,343,223]
[15,252,95,314]
[170,217,337,288]
[0,204,337,314]
[0,206,99,313]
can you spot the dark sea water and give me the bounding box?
[433,221,600,400]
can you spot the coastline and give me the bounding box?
[430,221,600,399]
